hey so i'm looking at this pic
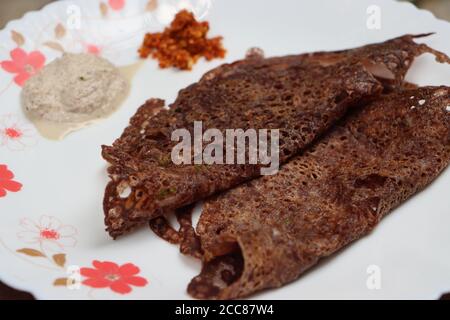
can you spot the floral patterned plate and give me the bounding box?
[1,0,450,300]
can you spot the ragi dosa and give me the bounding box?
[102,34,447,238]
[187,86,450,299]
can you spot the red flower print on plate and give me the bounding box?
[17,215,77,251]
[81,260,148,294]
[0,114,37,151]
[108,0,125,11]
[0,164,22,198]
[0,48,46,86]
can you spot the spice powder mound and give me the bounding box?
[139,10,226,70]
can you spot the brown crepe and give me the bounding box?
[186,86,450,299]
[102,34,447,238]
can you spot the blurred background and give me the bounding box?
[0,0,449,29]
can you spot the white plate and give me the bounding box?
[1,0,450,300]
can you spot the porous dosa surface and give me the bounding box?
[102,34,446,238]
[189,87,450,299]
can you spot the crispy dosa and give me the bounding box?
[102,34,447,238]
[188,86,450,299]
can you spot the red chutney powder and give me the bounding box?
[139,10,226,70]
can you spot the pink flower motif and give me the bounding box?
[0,114,37,151]
[108,0,125,11]
[0,48,45,86]
[81,260,148,294]
[17,215,77,251]
[0,164,22,198]
[86,44,101,55]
